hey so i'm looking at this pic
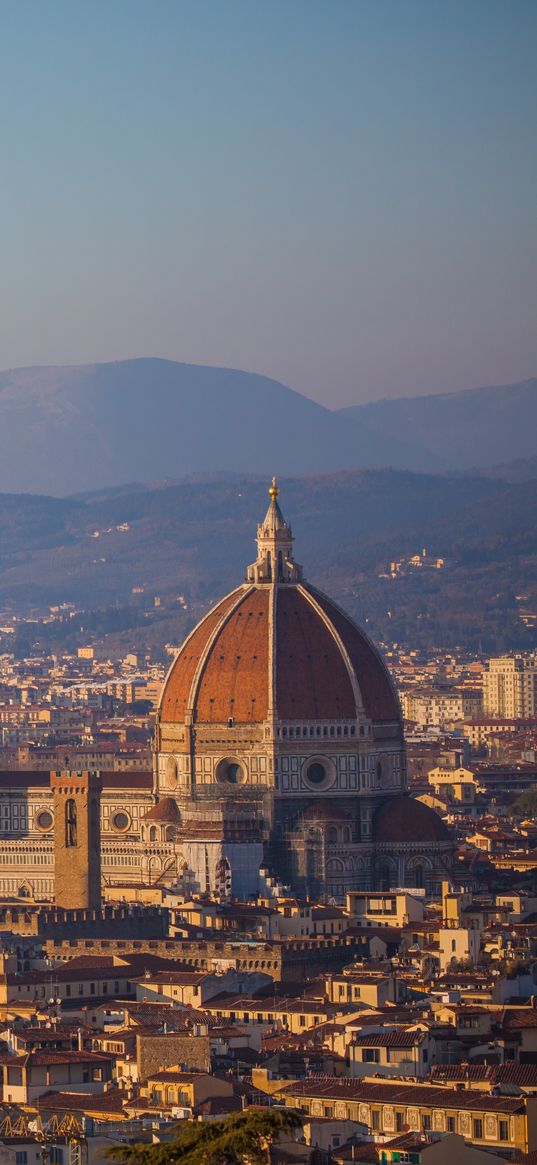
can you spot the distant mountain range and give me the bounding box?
[0,359,535,494]
[339,378,537,474]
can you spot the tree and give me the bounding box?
[511,786,537,818]
[107,1108,303,1165]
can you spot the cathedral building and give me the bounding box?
[153,480,452,900]
[0,483,452,904]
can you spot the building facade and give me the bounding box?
[483,653,537,719]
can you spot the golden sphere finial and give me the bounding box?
[268,476,279,502]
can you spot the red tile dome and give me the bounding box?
[373,794,450,844]
[158,481,400,729]
[159,581,399,727]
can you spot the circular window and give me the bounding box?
[216,759,247,785]
[112,811,130,831]
[36,810,53,831]
[307,762,327,785]
[302,756,336,791]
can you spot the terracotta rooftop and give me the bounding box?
[36,1089,127,1115]
[373,794,450,844]
[352,1029,426,1047]
[3,1050,112,1067]
[282,1076,524,1112]
[143,796,180,823]
[429,1062,537,1087]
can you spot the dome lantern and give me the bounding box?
[247,478,303,584]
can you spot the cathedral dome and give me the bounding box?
[373,794,450,844]
[159,483,400,729]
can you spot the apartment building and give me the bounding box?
[483,654,537,719]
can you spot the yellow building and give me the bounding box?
[141,1068,233,1110]
[278,1076,537,1155]
[427,766,477,805]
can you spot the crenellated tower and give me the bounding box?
[51,770,102,910]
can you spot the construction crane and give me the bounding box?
[0,1110,88,1165]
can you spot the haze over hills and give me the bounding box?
[0,359,536,494]
[475,455,537,483]
[0,359,429,495]
[339,378,537,472]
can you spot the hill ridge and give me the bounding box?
[0,358,535,493]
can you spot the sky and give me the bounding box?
[0,0,536,408]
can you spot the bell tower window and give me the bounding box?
[65,799,77,848]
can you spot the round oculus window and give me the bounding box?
[36,810,53,831]
[216,759,246,785]
[112,811,130,831]
[306,762,327,785]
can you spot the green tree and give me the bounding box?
[512,786,537,818]
[107,1108,302,1165]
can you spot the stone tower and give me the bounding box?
[51,771,102,910]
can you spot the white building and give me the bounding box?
[482,654,537,719]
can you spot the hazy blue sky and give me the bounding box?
[0,0,535,407]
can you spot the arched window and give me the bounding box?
[342,826,351,844]
[65,799,77,848]
[149,826,157,843]
[380,864,391,890]
[266,551,272,581]
[277,550,284,581]
[414,864,424,889]
[327,826,338,845]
